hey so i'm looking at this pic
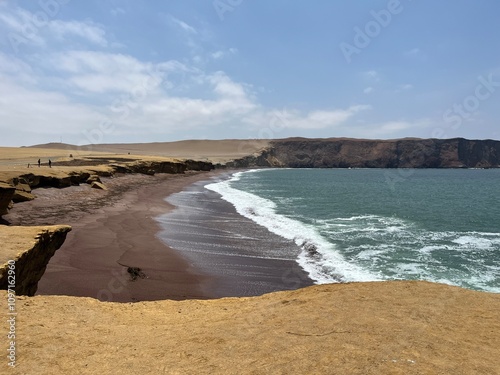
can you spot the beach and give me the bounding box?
[5,169,313,301]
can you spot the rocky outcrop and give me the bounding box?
[228,137,500,168]
[0,182,15,216]
[90,181,107,190]
[8,177,36,203]
[111,159,214,175]
[0,225,71,295]
[184,159,215,171]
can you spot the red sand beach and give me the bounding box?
[5,169,312,301]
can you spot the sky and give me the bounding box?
[0,0,499,146]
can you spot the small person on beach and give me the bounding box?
[48,159,52,168]
[38,159,41,167]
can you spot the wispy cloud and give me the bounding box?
[362,70,381,82]
[0,5,108,50]
[356,118,432,138]
[49,20,108,47]
[168,15,197,35]
[111,7,126,16]
[211,48,237,60]
[244,105,372,130]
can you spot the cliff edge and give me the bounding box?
[0,225,71,295]
[2,281,499,374]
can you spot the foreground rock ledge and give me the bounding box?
[0,225,71,295]
[2,281,499,374]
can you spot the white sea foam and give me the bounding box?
[205,171,380,284]
[205,170,500,293]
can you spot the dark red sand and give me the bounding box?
[6,170,313,302]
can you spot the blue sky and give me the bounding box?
[0,0,499,146]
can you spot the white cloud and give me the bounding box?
[0,52,36,84]
[0,7,46,48]
[0,75,104,138]
[211,48,238,60]
[0,44,430,144]
[356,119,432,138]
[362,70,380,82]
[244,105,371,130]
[0,6,109,51]
[394,84,414,93]
[168,15,197,34]
[111,8,126,16]
[0,4,434,145]
[49,20,107,47]
[51,51,175,93]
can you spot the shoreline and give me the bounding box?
[158,174,314,298]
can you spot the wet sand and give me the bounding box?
[158,177,314,298]
[31,172,215,301]
[6,170,313,301]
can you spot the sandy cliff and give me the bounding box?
[2,281,499,374]
[0,154,215,217]
[0,225,71,295]
[0,182,15,216]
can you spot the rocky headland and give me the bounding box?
[228,137,500,168]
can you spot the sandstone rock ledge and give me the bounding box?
[0,225,71,295]
[2,281,499,374]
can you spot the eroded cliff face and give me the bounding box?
[227,138,500,169]
[0,225,71,295]
[0,158,216,216]
[0,182,15,216]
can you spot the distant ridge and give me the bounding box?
[28,140,270,163]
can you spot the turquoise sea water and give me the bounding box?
[206,169,500,293]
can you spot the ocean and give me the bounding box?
[160,168,500,294]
